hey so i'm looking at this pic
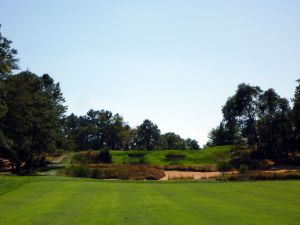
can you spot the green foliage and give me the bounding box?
[158,132,185,150]
[249,171,300,180]
[90,168,103,179]
[222,83,262,146]
[217,161,232,171]
[1,72,66,173]
[239,164,249,175]
[62,115,200,152]
[256,89,293,157]
[207,122,234,146]
[0,25,18,155]
[97,148,112,164]
[62,110,134,150]
[71,151,97,164]
[218,83,299,160]
[184,138,200,150]
[0,25,19,79]
[157,133,200,150]
[63,165,92,178]
[293,82,300,150]
[135,119,160,150]
[220,170,300,181]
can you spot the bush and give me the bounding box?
[239,164,249,175]
[218,171,300,181]
[97,149,112,164]
[217,161,232,171]
[90,168,102,179]
[230,150,271,170]
[72,151,97,164]
[62,165,91,178]
[230,150,251,169]
[251,172,300,180]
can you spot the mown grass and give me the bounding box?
[111,145,233,166]
[0,176,299,225]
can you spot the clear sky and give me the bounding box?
[1,0,300,145]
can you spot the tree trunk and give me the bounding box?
[11,163,15,174]
[25,154,33,173]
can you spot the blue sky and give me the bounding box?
[1,0,300,145]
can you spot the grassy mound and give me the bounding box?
[71,145,233,166]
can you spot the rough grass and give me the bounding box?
[0,176,299,225]
[218,170,300,181]
[59,164,165,180]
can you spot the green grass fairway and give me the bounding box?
[0,177,299,225]
[111,145,233,165]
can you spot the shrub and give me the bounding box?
[230,150,251,169]
[239,164,249,175]
[62,165,91,178]
[217,161,232,171]
[72,151,97,164]
[216,173,229,181]
[219,171,300,181]
[59,164,165,180]
[230,149,272,170]
[97,148,112,164]
[90,168,102,179]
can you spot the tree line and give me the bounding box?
[207,82,300,159]
[0,26,199,173]
[61,112,200,151]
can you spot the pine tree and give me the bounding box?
[293,80,300,150]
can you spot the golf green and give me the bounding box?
[0,177,299,225]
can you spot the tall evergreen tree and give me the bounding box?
[257,89,293,157]
[135,120,160,150]
[60,113,80,150]
[292,80,300,150]
[1,71,66,173]
[207,121,234,146]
